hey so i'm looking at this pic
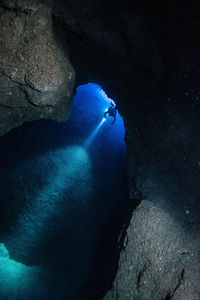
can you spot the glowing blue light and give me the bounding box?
[0,243,47,299]
[7,146,92,252]
[71,83,125,148]
[84,117,106,147]
[100,117,106,126]
[0,82,126,298]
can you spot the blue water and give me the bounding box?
[0,83,129,299]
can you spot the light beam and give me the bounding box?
[84,117,106,148]
[6,146,92,256]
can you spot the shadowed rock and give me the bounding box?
[0,0,75,136]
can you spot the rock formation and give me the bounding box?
[0,0,75,136]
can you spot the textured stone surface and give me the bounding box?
[104,201,200,300]
[0,0,75,136]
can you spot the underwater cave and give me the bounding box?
[0,83,132,300]
[1,0,200,299]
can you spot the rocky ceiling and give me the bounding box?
[1,0,200,299]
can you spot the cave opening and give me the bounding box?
[0,83,132,300]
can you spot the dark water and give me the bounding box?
[0,84,130,299]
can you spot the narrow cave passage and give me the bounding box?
[0,83,130,300]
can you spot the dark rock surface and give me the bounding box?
[0,0,75,136]
[104,201,200,300]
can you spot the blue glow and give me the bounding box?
[84,117,106,147]
[70,83,126,152]
[0,243,48,299]
[7,146,92,252]
[0,82,127,299]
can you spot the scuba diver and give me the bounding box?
[104,103,118,124]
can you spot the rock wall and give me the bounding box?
[0,0,75,136]
[52,1,200,299]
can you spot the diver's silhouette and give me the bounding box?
[104,103,118,124]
